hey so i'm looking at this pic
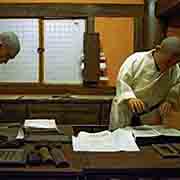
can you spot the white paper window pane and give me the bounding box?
[44,19,85,84]
[0,19,38,82]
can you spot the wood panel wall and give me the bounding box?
[0,0,144,94]
[95,17,134,86]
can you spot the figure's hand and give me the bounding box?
[159,102,172,116]
[127,98,145,113]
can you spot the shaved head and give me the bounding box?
[0,32,20,59]
[159,36,180,56]
[154,36,180,72]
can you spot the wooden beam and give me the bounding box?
[0,3,144,18]
[133,16,144,51]
[38,19,44,83]
[0,83,115,95]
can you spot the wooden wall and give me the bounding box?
[155,0,180,38]
[0,0,144,91]
[167,27,180,37]
[95,17,134,86]
[166,16,180,37]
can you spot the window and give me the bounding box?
[0,18,85,84]
[0,19,39,82]
[44,19,85,84]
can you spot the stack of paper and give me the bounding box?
[124,125,180,145]
[16,119,59,140]
[19,119,64,142]
[131,125,180,138]
[24,119,57,129]
[72,128,140,152]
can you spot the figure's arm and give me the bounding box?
[160,65,180,115]
[116,55,145,113]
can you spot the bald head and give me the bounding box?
[154,36,180,72]
[0,32,20,59]
[159,36,180,56]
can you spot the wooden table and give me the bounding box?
[72,125,180,179]
[83,146,180,179]
[0,125,180,179]
[0,95,113,125]
[0,126,82,180]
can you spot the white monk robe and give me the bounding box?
[109,50,180,130]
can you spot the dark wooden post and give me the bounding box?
[143,0,166,50]
[83,32,100,86]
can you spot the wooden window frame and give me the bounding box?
[0,3,144,95]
